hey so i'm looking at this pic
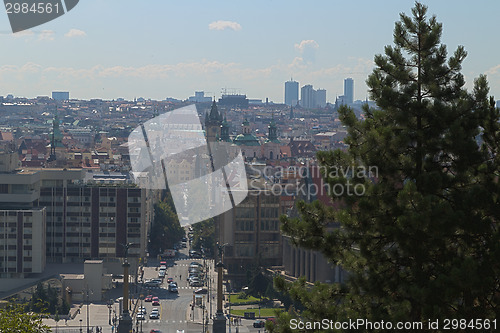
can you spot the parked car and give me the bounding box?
[253,320,265,328]
[194,288,208,294]
[145,280,161,287]
[150,330,162,333]
[190,280,203,287]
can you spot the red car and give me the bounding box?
[144,295,153,302]
[167,277,174,283]
[152,297,160,306]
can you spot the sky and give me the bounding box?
[1,0,500,103]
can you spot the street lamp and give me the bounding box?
[83,286,93,333]
[107,299,113,326]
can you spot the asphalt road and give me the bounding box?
[43,236,265,333]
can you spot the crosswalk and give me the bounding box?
[137,319,190,324]
[144,286,200,290]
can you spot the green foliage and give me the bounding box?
[148,191,185,255]
[275,2,500,331]
[236,292,250,300]
[0,301,51,333]
[26,282,69,316]
[191,218,215,257]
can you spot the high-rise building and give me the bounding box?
[344,78,354,104]
[301,84,315,109]
[52,91,70,101]
[315,89,327,108]
[284,79,299,106]
[0,153,154,267]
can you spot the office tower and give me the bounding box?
[301,84,315,109]
[52,91,70,101]
[315,89,327,108]
[344,78,354,104]
[285,78,299,106]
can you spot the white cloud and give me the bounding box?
[13,29,34,38]
[65,29,87,38]
[208,20,242,31]
[38,30,55,41]
[294,39,319,52]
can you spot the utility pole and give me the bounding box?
[83,285,92,333]
[118,243,133,333]
[212,242,227,333]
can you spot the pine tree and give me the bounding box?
[274,2,500,330]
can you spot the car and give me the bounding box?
[168,283,178,293]
[152,297,160,306]
[137,312,145,320]
[190,280,203,287]
[167,277,174,283]
[253,320,265,328]
[145,280,161,287]
[194,288,208,294]
[149,311,159,319]
[139,306,147,314]
[144,295,153,302]
[182,237,187,242]
[150,330,162,333]
[158,270,166,278]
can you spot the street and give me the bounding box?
[43,241,264,333]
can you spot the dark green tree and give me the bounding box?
[273,2,500,331]
[148,192,185,255]
[191,218,215,257]
[0,301,51,333]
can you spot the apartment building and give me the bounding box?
[0,152,155,269]
[218,187,282,289]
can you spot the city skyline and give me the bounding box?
[1,0,500,102]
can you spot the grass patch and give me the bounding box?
[229,294,261,304]
[230,308,282,318]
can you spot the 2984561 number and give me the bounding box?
[5,2,60,14]
[442,319,497,330]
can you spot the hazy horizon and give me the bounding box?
[1,0,500,103]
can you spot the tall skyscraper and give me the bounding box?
[52,91,70,101]
[284,78,299,106]
[315,89,327,108]
[344,78,354,104]
[301,84,315,109]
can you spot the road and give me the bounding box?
[43,236,265,333]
